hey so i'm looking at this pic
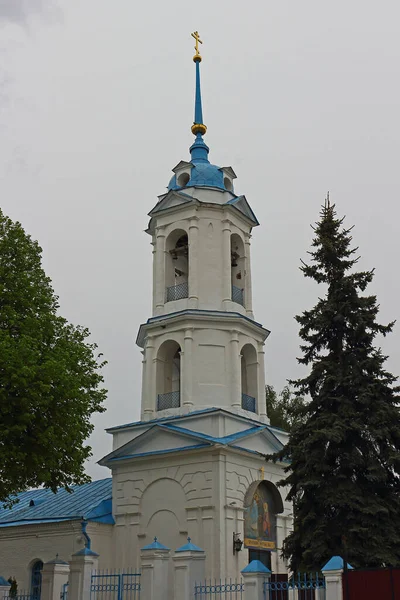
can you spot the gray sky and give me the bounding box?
[2,0,400,479]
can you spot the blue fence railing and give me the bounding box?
[90,571,141,600]
[241,393,256,413]
[194,579,244,599]
[232,285,244,306]
[12,594,38,600]
[165,282,189,302]
[264,573,326,600]
[157,390,180,411]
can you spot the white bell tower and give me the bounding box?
[137,36,270,423]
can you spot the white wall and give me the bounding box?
[0,522,113,592]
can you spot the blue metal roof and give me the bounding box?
[141,537,170,551]
[0,478,113,528]
[242,560,271,574]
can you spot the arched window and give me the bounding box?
[165,230,189,302]
[241,344,258,413]
[31,560,43,600]
[231,234,245,307]
[156,340,181,411]
[244,481,284,564]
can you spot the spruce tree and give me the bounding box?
[273,199,400,570]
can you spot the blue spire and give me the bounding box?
[190,32,209,164]
[194,60,204,130]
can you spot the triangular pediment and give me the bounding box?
[226,195,259,225]
[148,190,196,216]
[172,160,193,173]
[220,166,237,179]
[99,424,212,465]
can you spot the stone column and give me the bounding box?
[230,330,241,409]
[182,328,194,409]
[244,233,254,318]
[222,219,232,310]
[141,336,156,419]
[188,217,199,309]
[69,549,99,600]
[154,226,166,315]
[41,558,70,600]
[257,345,267,419]
[322,556,353,600]
[241,561,271,600]
[140,538,170,600]
[172,539,206,600]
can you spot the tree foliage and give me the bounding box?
[271,199,400,570]
[0,209,106,505]
[266,385,307,432]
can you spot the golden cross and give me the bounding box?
[191,31,203,57]
[259,466,265,480]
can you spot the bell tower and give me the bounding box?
[137,34,270,422]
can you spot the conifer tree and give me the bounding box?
[0,209,106,505]
[273,199,400,570]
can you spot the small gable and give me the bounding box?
[226,195,259,225]
[148,190,195,216]
[101,425,212,464]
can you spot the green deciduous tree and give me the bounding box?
[266,385,307,432]
[0,209,106,505]
[271,199,400,570]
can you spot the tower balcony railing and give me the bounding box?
[232,285,244,307]
[241,393,256,413]
[157,390,181,411]
[165,282,189,303]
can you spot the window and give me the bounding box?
[165,230,189,302]
[31,560,43,600]
[156,340,181,410]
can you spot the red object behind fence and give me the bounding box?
[343,568,400,600]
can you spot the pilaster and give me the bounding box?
[244,233,253,318]
[188,217,199,309]
[222,219,232,310]
[230,331,241,409]
[154,225,166,315]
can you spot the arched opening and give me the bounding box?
[244,481,284,569]
[156,340,181,410]
[177,172,190,187]
[224,176,233,191]
[30,560,43,599]
[241,344,258,413]
[165,229,189,302]
[231,234,245,307]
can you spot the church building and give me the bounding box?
[0,32,292,593]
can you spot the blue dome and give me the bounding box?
[168,163,229,191]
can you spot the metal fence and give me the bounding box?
[232,285,244,306]
[165,282,189,302]
[194,579,244,599]
[264,573,326,600]
[90,570,141,600]
[241,393,256,412]
[157,390,180,411]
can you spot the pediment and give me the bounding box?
[231,428,284,455]
[148,190,196,216]
[99,424,212,465]
[226,195,259,225]
[172,160,193,173]
[220,166,237,179]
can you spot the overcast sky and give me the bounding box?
[2,0,400,479]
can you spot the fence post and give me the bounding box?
[0,576,10,600]
[322,556,353,600]
[172,538,206,600]
[140,537,170,600]
[41,557,70,600]
[241,560,270,600]
[69,548,99,600]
